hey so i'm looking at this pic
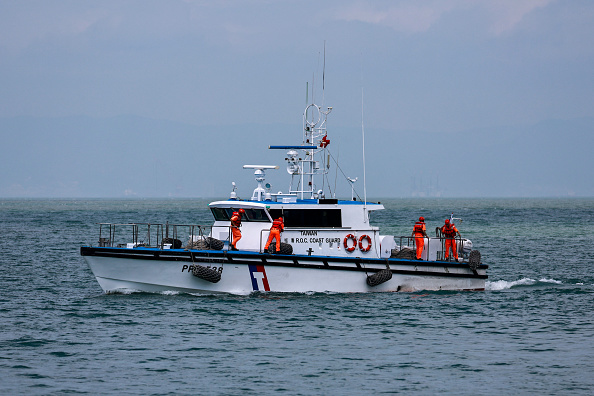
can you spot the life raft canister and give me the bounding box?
[344,234,357,252]
[358,235,372,252]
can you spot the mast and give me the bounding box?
[269,103,332,200]
[298,103,332,199]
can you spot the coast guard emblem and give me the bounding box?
[248,265,270,291]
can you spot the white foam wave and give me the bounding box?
[106,288,181,295]
[106,288,141,295]
[160,290,180,295]
[486,278,536,290]
[486,277,563,291]
[538,278,562,284]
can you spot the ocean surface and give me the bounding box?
[1,198,593,395]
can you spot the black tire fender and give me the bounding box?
[191,264,221,283]
[163,238,182,249]
[366,269,393,287]
[267,242,293,255]
[206,237,224,250]
[468,250,481,271]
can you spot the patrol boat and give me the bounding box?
[80,103,487,294]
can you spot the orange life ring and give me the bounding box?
[358,234,372,252]
[344,234,357,252]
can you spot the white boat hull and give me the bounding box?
[82,247,487,294]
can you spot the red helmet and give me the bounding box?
[238,209,245,214]
[445,219,450,224]
[419,217,424,222]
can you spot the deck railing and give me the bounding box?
[94,223,468,262]
[96,223,214,249]
[397,235,468,262]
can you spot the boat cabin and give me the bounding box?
[208,196,395,259]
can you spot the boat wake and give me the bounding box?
[160,290,180,296]
[486,277,563,291]
[104,288,141,295]
[104,289,181,296]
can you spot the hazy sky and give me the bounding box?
[1,0,593,198]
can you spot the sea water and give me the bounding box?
[0,198,593,395]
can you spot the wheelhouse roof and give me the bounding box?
[209,199,384,210]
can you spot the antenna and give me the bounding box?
[361,86,367,219]
[230,182,237,200]
[323,41,326,91]
[305,82,308,105]
[347,177,358,201]
[333,142,339,198]
[322,40,326,107]
[311,72,315,105]
[359,52,368,218]
[450,213,463,223]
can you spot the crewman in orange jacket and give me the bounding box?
[264,217,284,253]
[441,218,461,261]
[411,216,428,260]
[230,208,245,250]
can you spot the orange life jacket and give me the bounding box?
[442,224,457,238]
[231,215,241,228]
[413,221,425,235]
[272,218,284,231]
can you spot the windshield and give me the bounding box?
[210,207,270,222]
[268,208,342,227]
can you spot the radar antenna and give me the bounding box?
[243,165,279,201]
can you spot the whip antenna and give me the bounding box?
[322,41,326,107]
[361,85,367,219]
[305,82,308,105]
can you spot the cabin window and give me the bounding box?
[243,208,269,222]
[211,207,230,221]
[210,207,270,222]
[268,209,342,228]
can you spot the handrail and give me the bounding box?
[94,223,214,249]
[95,223,466,262]
[398,235,466,262]
[259,228,272,253]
